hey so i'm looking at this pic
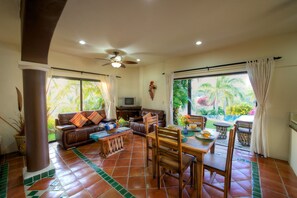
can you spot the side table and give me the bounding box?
[213,122,231,139]
[90,127,132,158]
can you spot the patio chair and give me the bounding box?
[235,120,252,146]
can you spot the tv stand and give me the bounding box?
[116,106,142,120]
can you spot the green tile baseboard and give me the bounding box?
[23,163,55,186]
[237,158,262,198]
[0,162,9,198]
[251,161,262,198]
[72,148,135,198]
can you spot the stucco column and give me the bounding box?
[19,61,50,172]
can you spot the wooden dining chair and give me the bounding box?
[145,114,158,166]
[155,126,195,198]
[203,126,236,198]
[189,115,207,129]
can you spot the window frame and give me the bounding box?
[174,71,248,115]
[51,75,102,111]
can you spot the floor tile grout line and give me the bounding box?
[274,159,290,197]
[72,148,135,198]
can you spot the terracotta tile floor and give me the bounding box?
[1,133,297,198]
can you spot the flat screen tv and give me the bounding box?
[123,97,136,106]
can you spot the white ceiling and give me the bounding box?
[1,0,297,67]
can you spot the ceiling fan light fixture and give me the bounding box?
[195,40,202,45]
[114,55,122,62]
[111,62,121,68]
[79,40,86,45]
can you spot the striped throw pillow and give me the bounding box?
[70,113,88,128]
[88,111,103,125]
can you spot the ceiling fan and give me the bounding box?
[97,51,138,68]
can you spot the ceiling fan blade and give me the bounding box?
[96,57,109,61]
[102,62,111,66]
[122,60,138,64]
[120,63,126,68]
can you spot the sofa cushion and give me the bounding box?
[56,125,76,131]
[88,111,103,124]
[70,113,88,128]
[141,108,165,121]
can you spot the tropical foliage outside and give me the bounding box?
[47,78,104,141]
[174,74,255,128]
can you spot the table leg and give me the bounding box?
[152,140,156,179]
[195,153,204,198]
[210,142,215,154]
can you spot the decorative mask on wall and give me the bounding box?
[149,81,157,100]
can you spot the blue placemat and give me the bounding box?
[187,127,201,132]
[90,131,110,141]
[182,131,195,137]
[90,127,131,141]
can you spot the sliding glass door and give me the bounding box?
[173,73,255,127]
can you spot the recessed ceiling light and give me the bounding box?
[137,59,141,62]
[79,40,86,45]
[195,41,202,45]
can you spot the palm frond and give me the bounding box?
[16,87,23,112]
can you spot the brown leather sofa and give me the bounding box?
[129,108,166,136]
[55,110,111,149]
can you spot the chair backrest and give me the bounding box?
[235,120,253,132]
[155,126,182,171]
[144,115,158,134]
[225,126,236,174]
[189,115,207,129]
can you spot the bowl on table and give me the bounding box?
[189,124,197,130]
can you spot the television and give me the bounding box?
[122,97,136,106]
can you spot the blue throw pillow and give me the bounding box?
[104,122,117,131]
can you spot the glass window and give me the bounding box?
[82,80,104,111]
[47,77,104,142]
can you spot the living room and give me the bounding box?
[1,0,297,197]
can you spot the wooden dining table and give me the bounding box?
[146,128,219,198]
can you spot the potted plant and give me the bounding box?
[0,87,25,155]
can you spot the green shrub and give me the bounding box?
[226,103,252,115]
[198,107,224,116]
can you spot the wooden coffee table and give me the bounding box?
[90,127,132,158]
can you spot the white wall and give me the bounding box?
[0,42,22,154]
[140,32,297,161]
[0,44,140,154]
[290,129,297,174]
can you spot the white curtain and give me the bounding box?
[99,75,117,119]
[165,72,174,125]
[246,58,275,157]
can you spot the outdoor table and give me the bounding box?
[146,128,219,198]
[213,122,231,139]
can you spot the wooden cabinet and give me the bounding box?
[116,106,142,120]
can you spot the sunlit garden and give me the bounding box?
[174,73,255,131]
[47,77,104,142]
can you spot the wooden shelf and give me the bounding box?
[116,106,142,120]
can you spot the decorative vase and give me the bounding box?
[14,134,26,155]
[183,125,188,135]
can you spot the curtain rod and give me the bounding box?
[173,56,282,74]
[51,67,121,78]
